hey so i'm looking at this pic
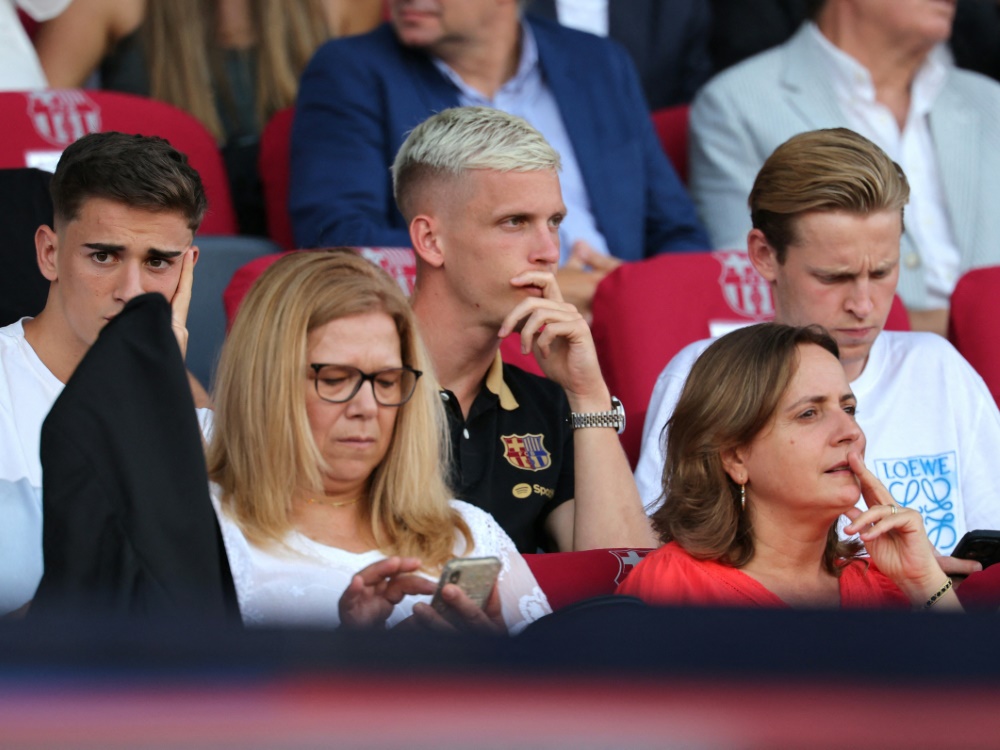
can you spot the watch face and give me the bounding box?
[612,396,626,434]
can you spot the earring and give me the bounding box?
[740,483,746,510]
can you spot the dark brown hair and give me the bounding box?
[50,131,207,232]
[652,323,863,574]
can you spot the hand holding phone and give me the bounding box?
[952,530,1000,569]
[428,556,502,629]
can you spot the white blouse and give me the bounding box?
[213,487,551,634]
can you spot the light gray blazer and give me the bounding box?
[689,24,1000,308]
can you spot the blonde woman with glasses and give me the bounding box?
[207,249,550,631]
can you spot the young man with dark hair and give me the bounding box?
[0,131,206,616]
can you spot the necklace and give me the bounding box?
[305,496,361,509]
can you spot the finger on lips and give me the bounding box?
[510,271,564,302]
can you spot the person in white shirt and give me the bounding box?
[0,131,205,617]
[208,249,550,632]
[635,127,1000,573]
[0,0,71,90]
[688,0,1000,335]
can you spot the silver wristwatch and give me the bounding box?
[569,396,626,434]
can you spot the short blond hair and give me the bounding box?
[392,106,561,220]
[749,128,910,263]
[207,249,470,567]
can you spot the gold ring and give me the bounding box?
[890,505,898,515]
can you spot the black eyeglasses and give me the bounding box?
[309,364,422,406]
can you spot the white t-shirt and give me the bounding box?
[0,318,214,615]
[0,0,72,90]
[0,319,60,614]
[634,331,1000,554]
[215,491,552,633]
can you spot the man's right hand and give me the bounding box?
[499,269,608,411]
[169,247,198,359]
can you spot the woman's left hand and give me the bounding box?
[843,452,954,607]
[408,583,506,634]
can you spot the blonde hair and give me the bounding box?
[749,128,910,263]
[142,0,333,141]
[654,323,863,575]
[207,249,471,567]
[392,106,561,220]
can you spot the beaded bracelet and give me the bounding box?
[924,578,953,609]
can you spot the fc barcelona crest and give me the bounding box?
[608,548,651,585]
[713,250,774,321]
[26,91,102,148]
[501,433,551,472]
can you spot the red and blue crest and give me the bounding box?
[501,433,552,472]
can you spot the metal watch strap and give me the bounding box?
[569,396,625,434]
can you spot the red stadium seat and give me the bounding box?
[591,251,910,466]
[651,104,690,183]
[223,247,418,325]
[949,265,1000,407]
[258,106,296,250]
[499,333,546,377]
[0,90,237,235]
[522,548,651,611]
[955,563,1000,612]
[16,8,39,39]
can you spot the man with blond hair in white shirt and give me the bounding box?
[688,0,1000,336]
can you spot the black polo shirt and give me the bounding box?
[441,354,575,553]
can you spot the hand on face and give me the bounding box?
[170,247,197,359]
[338,556,436,629]
[497,270,609,409]
[40,200,197,358]
[842,451,951,604]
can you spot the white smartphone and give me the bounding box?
[429,556,501,622]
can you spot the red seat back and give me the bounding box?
[0,90,237,235]
[955,563,1000,612]
[651,104,690,184]
[885,294,910,332]
[258,106,296,250]
[223,247,417,325]
[592,251,910,466]
[949,265,1000,407]
[522,548,652,611]
[499,334,546,377]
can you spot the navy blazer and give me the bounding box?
[290,17,708,262]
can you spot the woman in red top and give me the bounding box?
[618,324,961,610]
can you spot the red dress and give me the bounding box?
[616,542,910,608]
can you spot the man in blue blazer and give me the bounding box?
[290,1,708,309]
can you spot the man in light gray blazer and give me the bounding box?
[689,0,1000,336]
